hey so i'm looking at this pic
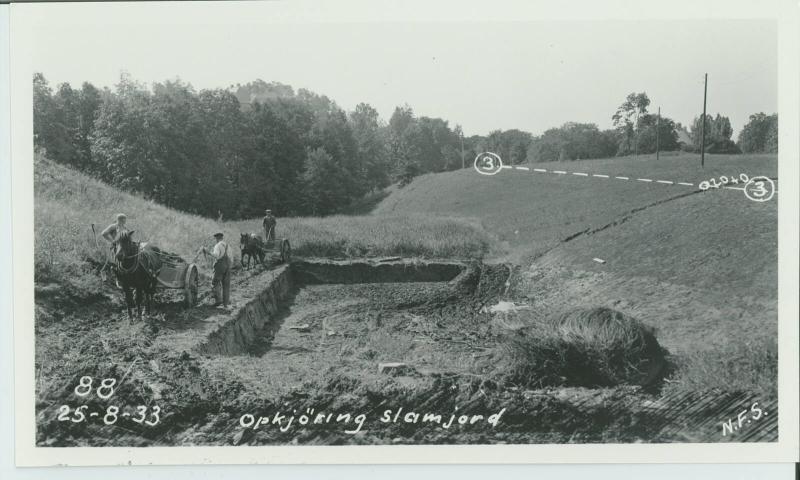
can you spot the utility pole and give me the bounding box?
[656,107,661,161]
[701,73,708,168]
[634,110,639,158]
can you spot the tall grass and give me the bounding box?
[34,155,489,293]
[663,334,778,401]
[35,156,222,285]
[227,215,489,259]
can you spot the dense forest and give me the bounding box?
[33,74,778,219]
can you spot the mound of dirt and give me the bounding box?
[486,307,668,389]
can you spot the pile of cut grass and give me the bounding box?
[487,307,667,388]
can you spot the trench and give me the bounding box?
[195,259,474,357]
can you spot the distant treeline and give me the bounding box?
[33,74,778,219]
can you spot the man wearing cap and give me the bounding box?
[202,232,231,308]
[262,209,277,244]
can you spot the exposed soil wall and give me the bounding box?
[197,265,294,356]
[196,259,472,357]
[292,258,466,285]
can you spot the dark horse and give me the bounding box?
[240,233,266,269]
[114,230,162,322]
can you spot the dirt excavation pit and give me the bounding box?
[192,258,506,398]
[37,257,766,446]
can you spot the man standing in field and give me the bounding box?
[202,232,231,308]
[100,213,129,248]
[262,209,277,244]
[100,213,130,288]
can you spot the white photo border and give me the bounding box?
[10,0,799,467]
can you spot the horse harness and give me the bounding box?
[116,241,162,278]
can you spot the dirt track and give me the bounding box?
[34,258,776,447]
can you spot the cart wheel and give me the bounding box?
[280,239,291,263]
[183,264,199,308]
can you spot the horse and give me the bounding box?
[114,230,162,322]
[240,233,266,269]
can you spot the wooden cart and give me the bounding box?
[154,253,200,307]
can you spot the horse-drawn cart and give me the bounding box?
[155,252,200,307]
[267,238,292,264]
[240,234,291,269]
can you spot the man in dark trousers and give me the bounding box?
[202,232,231,308]
[262,209,277,244]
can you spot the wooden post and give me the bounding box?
[701,73,708,168]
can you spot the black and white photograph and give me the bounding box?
[7,0,800,466]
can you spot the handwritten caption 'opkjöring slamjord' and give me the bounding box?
[238,407,507,434]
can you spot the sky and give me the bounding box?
[25,3,777,138]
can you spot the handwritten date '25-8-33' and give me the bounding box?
[56,376,162,426]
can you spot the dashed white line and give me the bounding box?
[501,166,749,193]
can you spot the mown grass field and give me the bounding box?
[376,152,777,260]
[376,152,779,399]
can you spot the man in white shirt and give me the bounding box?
[202,232,231,308]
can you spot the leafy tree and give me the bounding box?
[612,92,650,156]
[634,113,679,154]
[196,89,247,218]
[485,129,532,165]
[90,74,165,197]
[297,89,363,201]
[387,105,421,181]
[302,147,349,215]
[691,113,740,154]
[527,123,617,162]
[397,162,420,187]
[349,103,390,191]
[738,113,778,153]
[76,83,104,171]
[232,79,295,108]
[33,74,103,171]
[33,73,57,151]
[415,116,458,173]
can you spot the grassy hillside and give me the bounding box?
[376,153,777,261]
[377,152,779,397]
[34,155,488,294]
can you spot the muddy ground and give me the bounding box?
[34,259,775,447]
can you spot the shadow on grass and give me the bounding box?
[338,189,391,215]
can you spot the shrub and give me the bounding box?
[488,307,667,388]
